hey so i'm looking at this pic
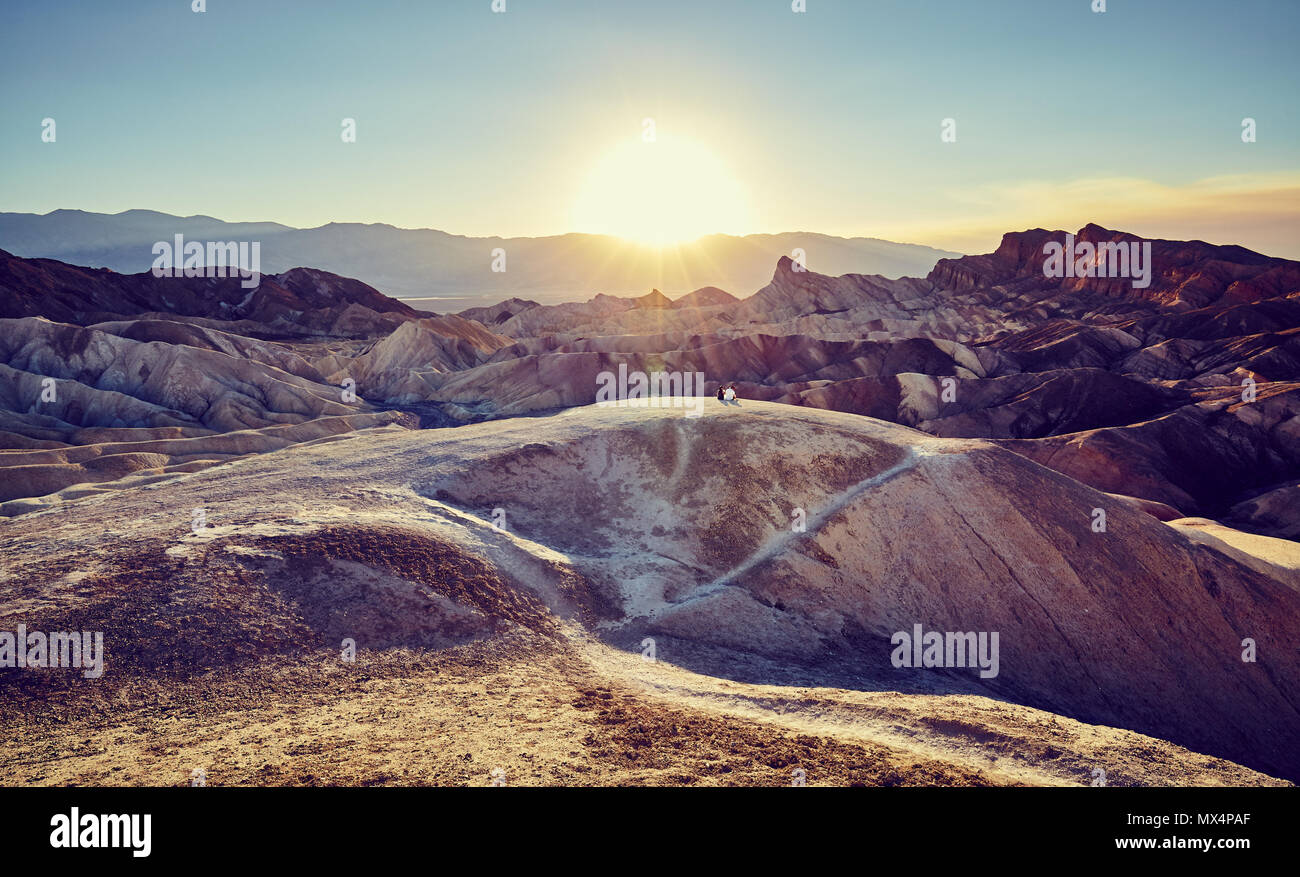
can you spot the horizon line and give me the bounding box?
[3,207,964,253]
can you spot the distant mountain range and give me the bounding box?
[0,209,960,308]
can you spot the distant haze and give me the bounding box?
[0,209,960,309]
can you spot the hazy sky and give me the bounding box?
[3,0,1297,255]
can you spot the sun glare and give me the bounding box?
[572,136,752,246]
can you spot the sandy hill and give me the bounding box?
[2,402,1296,785]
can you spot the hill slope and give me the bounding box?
[2,402,1296,784]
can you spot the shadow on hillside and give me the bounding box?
[602,629,1014,703]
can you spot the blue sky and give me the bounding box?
[2,0,1297,254]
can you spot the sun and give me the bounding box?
[572,136,752,246]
